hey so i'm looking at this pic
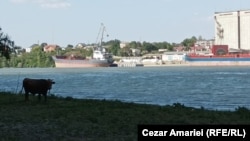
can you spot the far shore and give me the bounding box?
[143,62,189,67]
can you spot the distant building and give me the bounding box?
[158,49,168,52]
[173,46,185,52]
[44,44,59,52]
[195,39,214,50]
[162,52,186,62]
[25,44,39,53]
[214,9,250,50]
[131,48,141,56]
[120,42,129,48]
[25,47,32,53]
[75,43,86,48]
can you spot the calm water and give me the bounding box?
[1,66,250,111]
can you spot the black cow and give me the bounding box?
[21,78,55,101]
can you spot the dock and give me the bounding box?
[117,62,144,67]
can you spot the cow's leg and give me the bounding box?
[44,94,47,102]
[38,94,41,101]
[25,92,29,101]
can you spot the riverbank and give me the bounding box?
[143,62,189,67]
[1,92,250,141]
[143,61,250,67]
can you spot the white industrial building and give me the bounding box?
[214,10,250,50]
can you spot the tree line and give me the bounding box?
[0,27,200,68]
[101,36,199,56]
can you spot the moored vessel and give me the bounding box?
[185,45,250,66]
[52,24,114,68]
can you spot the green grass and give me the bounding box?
[0,92,250,141]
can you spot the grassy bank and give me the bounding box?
[0,92,250,141]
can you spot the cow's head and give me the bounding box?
[47,79,55,89]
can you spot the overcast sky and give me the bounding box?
[1,0,249,48]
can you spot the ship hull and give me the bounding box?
[186,61,250,66]
[185,55,250,66]
[52,56,112,68]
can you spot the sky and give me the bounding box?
[0,0,249,48]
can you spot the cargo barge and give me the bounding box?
[185,45,250,66]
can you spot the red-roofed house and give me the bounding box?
[43,44,59,52]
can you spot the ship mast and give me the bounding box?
[92,23,111,60]
[95,23,108,51]
[100,23,105,47]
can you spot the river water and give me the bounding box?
[1,66,250,111]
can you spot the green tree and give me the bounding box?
[153,42,173,51]
[107,39,120,56]
[65,45,73,51]
[8,45,55,68]
[142,42,157,53]
[0,27,15,59]
[128,41,142,49]
[120,47,132,57]
[67,44,74,48]
[181,36,197,50]
[41,42,48,48]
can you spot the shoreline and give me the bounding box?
[142,62,250,67]
[143,63,189,67]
